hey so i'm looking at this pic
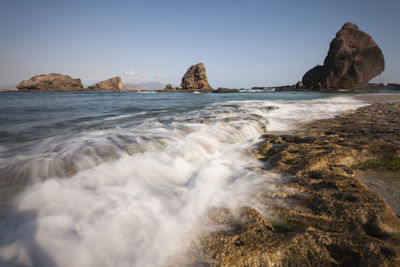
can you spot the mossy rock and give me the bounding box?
[353,158,400,170]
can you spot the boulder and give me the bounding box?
[181,63,213,91]
[302,23,385,90]
[87,76,122,91]
[17,73,84,92]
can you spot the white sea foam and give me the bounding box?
[0,96,367,266]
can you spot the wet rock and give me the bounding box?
[181,63,213,92]
[175,102,400,266]
[302,23,385,90]
[87,76,123,91]
[212,88,239,93]
[17,73,84,92]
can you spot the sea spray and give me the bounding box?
[0,94,367,266]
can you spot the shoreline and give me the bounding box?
[1,92,399,265]
[174,94,400,266]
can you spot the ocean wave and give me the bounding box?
[0,95,366,266]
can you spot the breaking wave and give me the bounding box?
[0,95,366,266]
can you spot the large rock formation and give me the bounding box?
[17,73,84,92]
[87,76,122,91]
[181,63,213,91]
[302,23,385,90]
[157,63,213,93]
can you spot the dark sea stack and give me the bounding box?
[87,76,123,91]
[302,23,385,90]
[17,73,84,92]
[213,87,239,93]
[181,63,213,92]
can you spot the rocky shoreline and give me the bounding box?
[170,95,400,266]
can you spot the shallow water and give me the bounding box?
[0,91,367,266]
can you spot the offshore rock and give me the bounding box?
[181,63,213,92]
[302,23,385,90]
[17,73,84,92]
[212,87,239,93]
[87,76,123,91]
[158,83,181,92]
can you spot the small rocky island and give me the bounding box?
[17,74,124,92]
[17,73,85,92]
[212,87,240,93]
[87,76,123,91]
[158,63,213,92]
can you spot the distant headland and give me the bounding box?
[11,22,400,93]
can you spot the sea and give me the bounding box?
[0,91,369,266]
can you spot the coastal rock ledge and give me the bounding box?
[302,22,385,90]
[17,73,84,92]
[87,76,123,91]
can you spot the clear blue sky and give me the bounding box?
[0,0,399,88]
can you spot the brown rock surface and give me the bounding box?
[170,101,400,266]
[181,63,213,92]
[17,73,84,92]
[87,76,123,91]
[302,23,385,90]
